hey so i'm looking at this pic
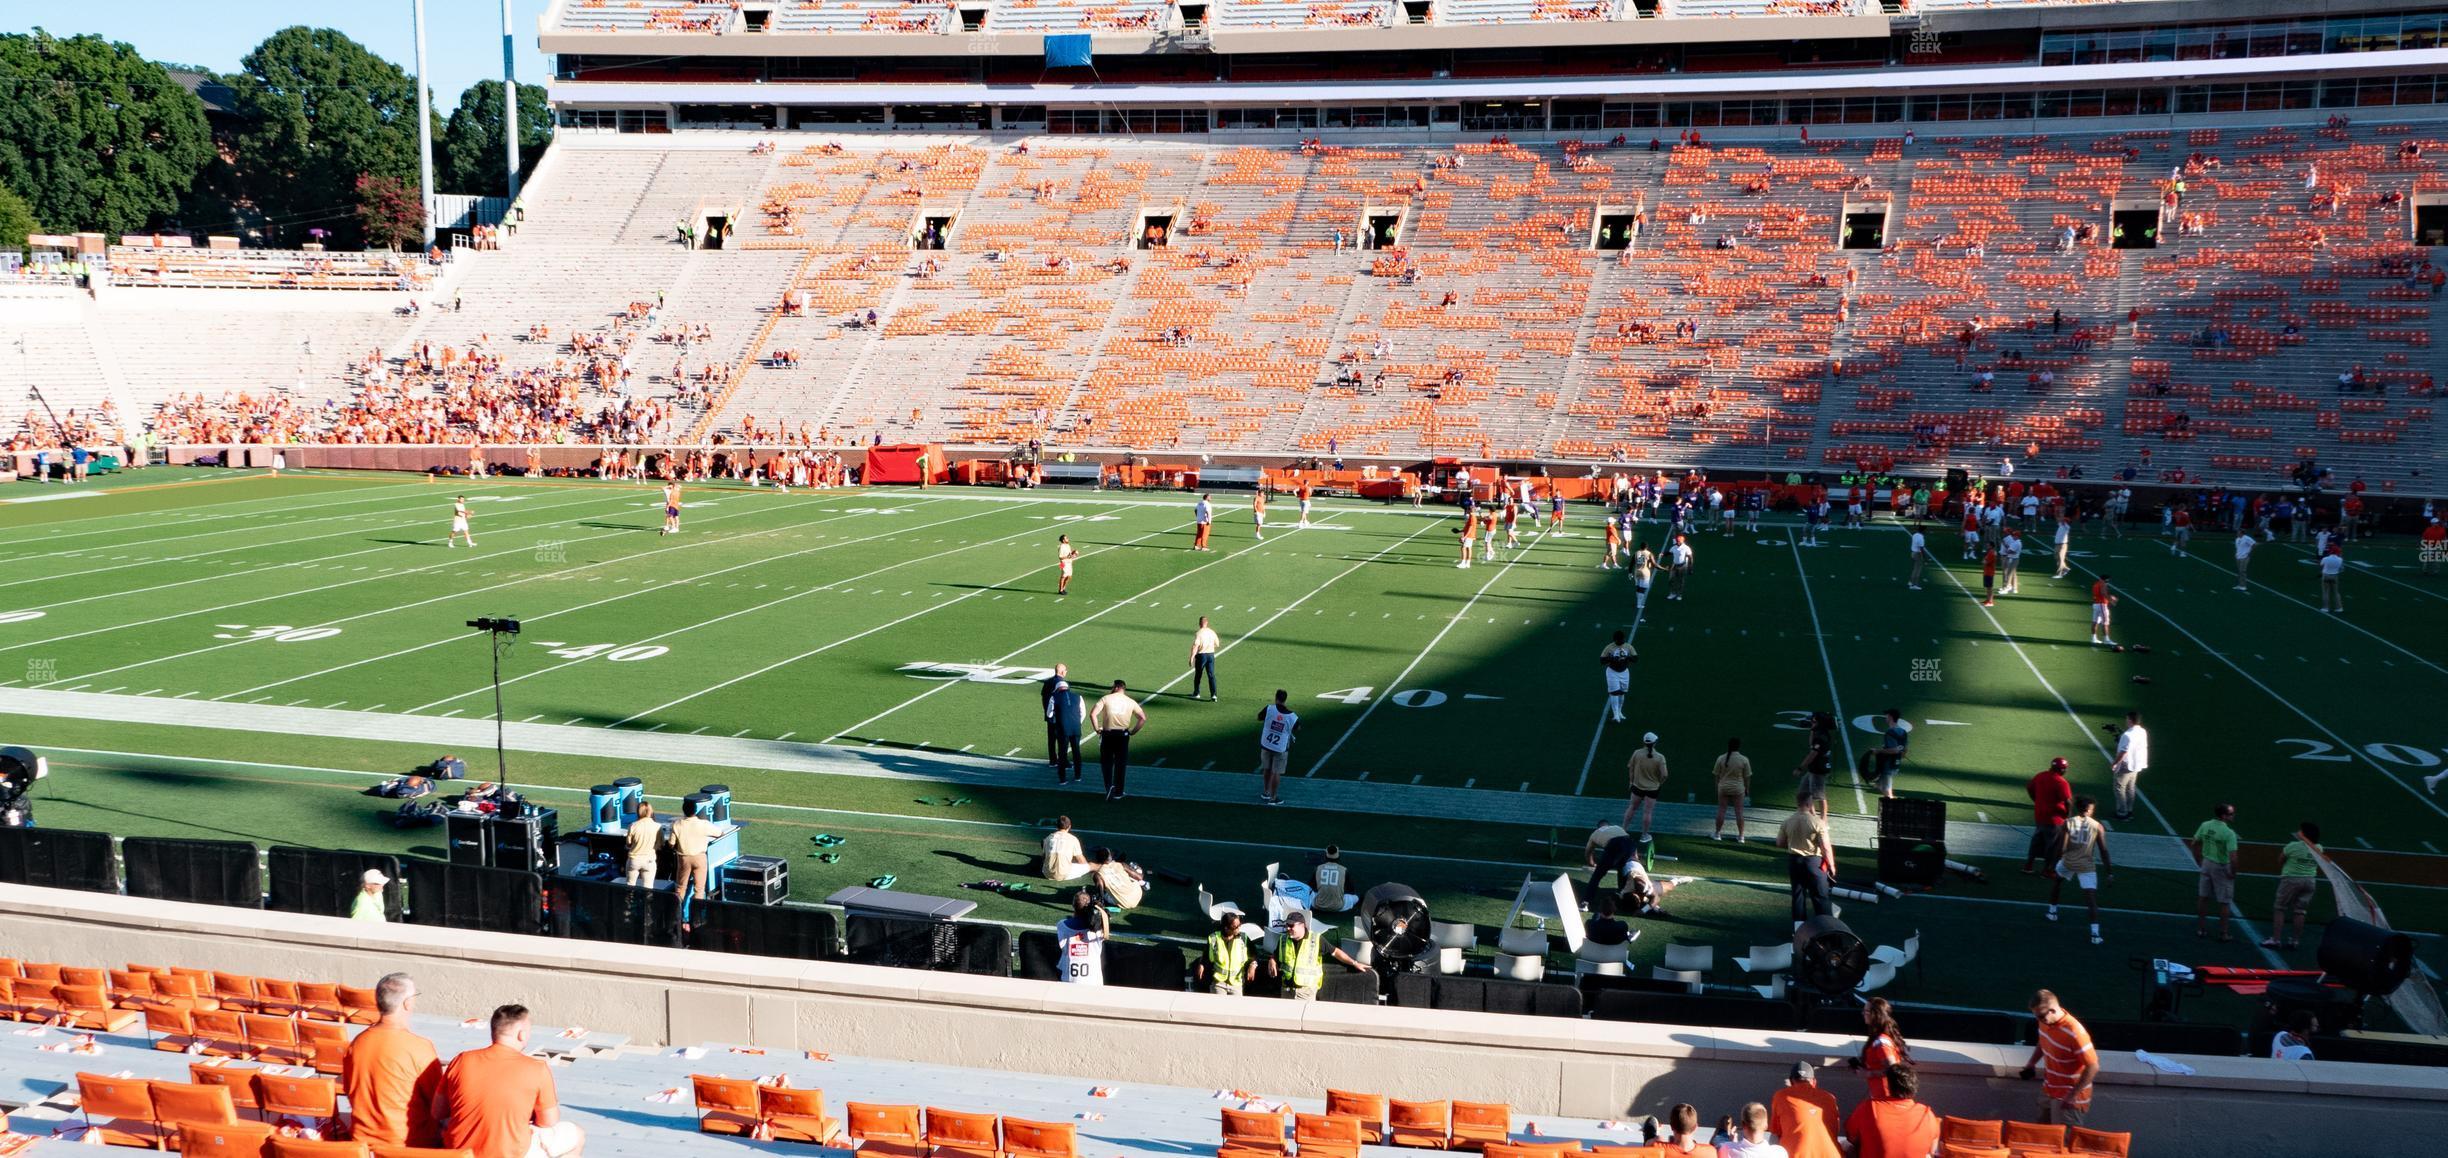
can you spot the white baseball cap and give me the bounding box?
[1642,732,1659,744]
[362,869,391,886]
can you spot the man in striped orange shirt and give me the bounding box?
[2021,989,2099,1126]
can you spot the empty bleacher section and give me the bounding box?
[105,246,439,293]
[770,0,955,33]
[558,0,737,32]
[23,121,2447,486]
[988,0,1171,32]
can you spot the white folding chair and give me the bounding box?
[1662,942,1715,975]
[1649,966,1704,994]
[1198,886,1243,922]
[1734,943,1793,974]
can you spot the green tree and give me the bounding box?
[224,27,432,248]
[0,182,38,252]
[0,31,212,237]
[441,80,552,199]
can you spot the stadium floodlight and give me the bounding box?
[502,0,522,200]
[413,0,437,247]
[467,617,521,782]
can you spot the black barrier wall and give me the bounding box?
[547,875,683,948]
[122,837,260,908]
[844,914,1011,975]
[267,847,403,921]
[403,858,545,936]
[687,900,839,961]
[0,827,119,893]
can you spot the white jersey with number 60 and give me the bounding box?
[1056,920,1104,985]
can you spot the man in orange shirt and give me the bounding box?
[2021,989,2099,1127]
[342,973,442,1147]
[1841,1063,1939,1158]
[432,1005,585,1158]
[1770,1061,1842,1146]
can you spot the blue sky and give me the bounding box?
[9,0,556,112]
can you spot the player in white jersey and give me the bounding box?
[447,496,476,547]
[1630,543,1656,617]
[1599,631,1637,723]
[1999,528,2024,595]
[1056,534,1079,596]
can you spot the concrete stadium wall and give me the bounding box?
[1,884,2437,1153]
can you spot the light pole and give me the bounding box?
[413,0,438,248]
[503,0,523,201]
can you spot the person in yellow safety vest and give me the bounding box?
[1265,911,1371,1001]
[1197,911,1257,995]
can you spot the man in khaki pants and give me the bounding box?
[622,803,661,888]
[670,804,720,902]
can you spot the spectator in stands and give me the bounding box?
[1715,1103,1784,1158]
[1661,1104,1712,1155]
[2020,989,2098,1127]
[623,803,661,889]
[352,869,391,922]
[1840,1063,1937,1158]
[1770,1063,1838,1148]
[1041,815,1090,881]
[343,972,442,1147]
[1265,910,1368,1001]
[433,1005,585,1158]
[1197,911,1257,995]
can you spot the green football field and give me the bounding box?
[4,467,2443,1023]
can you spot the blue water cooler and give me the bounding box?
[698,784,732,824]
[613,777,645,826]
[587,785,621,834]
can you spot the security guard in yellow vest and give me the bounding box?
[1197,911,1257,995]
[1265,910,1370,1001]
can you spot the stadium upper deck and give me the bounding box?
[538,0,2448,137]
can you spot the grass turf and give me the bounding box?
[4,467,2444,1023]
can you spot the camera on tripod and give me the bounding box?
[467,617,522,634]
[0,746,50,829]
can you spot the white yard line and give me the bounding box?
[2269,540,2448,604]
[1141,517,1444,713]
[44,496,875,684]
[204,500,968,703]
[394,501,1057,712]
[0,487,627,620]
[8,481,455,560]
[1571,586,1652,797]
[2065,559,2448,823]
[1786,527,1871,815]
[12,479,438,544]
[816,519,1298,743]
[2175,550,2448,679]
[1308,523,1549,779]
